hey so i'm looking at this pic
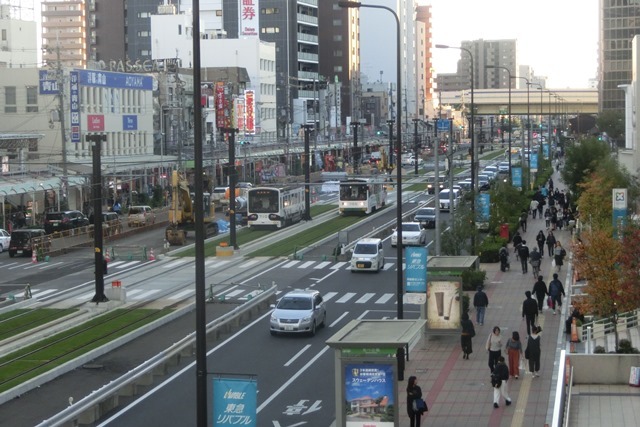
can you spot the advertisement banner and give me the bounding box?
[511,167,522,188]
[530,153,538,171]
[476,193,490,222]
[39,70,59,95]
[87,115,105,131]
[215,82,226,129]
[542,143,550,159]
[613,188,628,239]
[344,363,395,427]
[427,281,461,330]
[245,89,256,134]
[69,71,80,143]
[77,69,153,90]
[212,378,257,427]
[234,97,246,133]
[239,0,259,37]
[405,246,427,294]
[437,119,450,132]
[122,115,138,130]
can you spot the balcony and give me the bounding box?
[297,51,318,63]
[297,13,317,26]
[297,71,319,81]
[299,0,318,6]
[297,32,318,44]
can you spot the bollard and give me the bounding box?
[207,284,214,301]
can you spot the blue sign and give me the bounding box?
[123,115,138,130]
[77,69,154,90]
[69,71,81,144]
[542,143,550,159]
[530,153,539,170]
[39,70,59,95]
[476,193,490,222]
[405,246,427,293]
[512,167,522,188]
[437,119,450,132]
[213,378,257,427]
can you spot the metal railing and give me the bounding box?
[580,309,640,342]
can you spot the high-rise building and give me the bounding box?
[41,0,88,68]
[415,5,434,119]
[0,0,37,68]
[599,0,640,112]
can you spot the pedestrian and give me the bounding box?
[525,326,542,377]
[491,356,512,408]
[499,243,510,272]
[548,273,566,315]
[536,230,546,256]
[537,198,545,218]
[532,275,548,312]
[512,231,523,261]
[544,207,552,228]
[505,331,523,379]
[486,326,503,373]
[553,241,566,272]
[517,240,530,274]
[103,255,108,275]
[530,199,539,218]
[406,376,424,427]
[522,291,539,335]
[473,286,489,326]
[461,312,476,359]
[546,231,556,257]
[529,247,541,277]
[519,210,528,232]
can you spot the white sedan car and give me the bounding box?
[391,222,427,247]
[0,228,9,253]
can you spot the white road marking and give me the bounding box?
[336,292,356,303]
[355,293,376,304]
[284,344,311,367]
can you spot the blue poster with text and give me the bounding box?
[213,378,257,427]
[405,246,427,293]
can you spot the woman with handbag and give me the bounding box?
[460,312,476,359]
[486,326,503,373]
[406,376,425,427]
[525,326,542,377]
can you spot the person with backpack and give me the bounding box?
[553,241,567,272]
[525,326,542,377]
[406,376,425,427]
[517,240,530,274]
[548,273,566,315]
[473,286,489,325]
[529,247,541,277]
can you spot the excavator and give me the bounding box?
[166,170,219,245]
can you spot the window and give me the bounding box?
[261,27,279,34]
[26,86,38,113]
[4,86,16,113]
[216,9,222,16]
[137,31,149,37]
[1,29,6,41]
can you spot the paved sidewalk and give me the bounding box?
[400,171,574,426]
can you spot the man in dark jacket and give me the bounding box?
[548,273,566,314]
[473,286,489,326]
[492,356,512,408]
[518,240,530,274]
[522,291,539,335]
[532,276,548,312]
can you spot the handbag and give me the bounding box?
[547,296,552,308]
[412,398,428,413]
[519,357,526,371]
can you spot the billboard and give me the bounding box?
[39,70,59,95]
[344,363,395,427]
[427,281,461,330]
[613,188,628,239]
[511,167,522,188]
[405,246,427,294]
[212,378,257,427]
[239,0,259,37]
[69,71,80,143]
[123,115,138,130]
[234,97,246,133]
[245,89,256,134]
[87,115,105,131]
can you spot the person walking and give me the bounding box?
[461,312,476,359]
[544,207,552,228]
[529,247,541,277]
[546,230,556,257]
[548,273,566,315]
[505,331,523,379]
[536,230,546,256]
[532,275,548,312]
[491,356,512,408]
[406,376,424,427]
[473,286,489,326]
[553,241,567,273]
[512,231,523,261]
[522,291,539,335]
[517,240,530,274]
[530,199,539,219]
[499,243,510,272]
[486,326,503,373]
[525,326,542,377]
[519,210,528,232]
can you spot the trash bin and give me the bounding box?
[500,223,510,240]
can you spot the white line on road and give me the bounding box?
[314,261,331,269]
[336,292,356,303]
[375,293,395,304]
[323,291,338,302]
[355,293,375,304]
[329,311,350,328]
[298,261,315,269]
[284,344,311,367]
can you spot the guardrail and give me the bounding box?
[580,309,640,342]
[35,285,276,427]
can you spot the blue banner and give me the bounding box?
[123,115,138,130]
[511,167,522,188]
[213,378,257,427]
[77,69,154,90]
[405,246,427,293]
[476,193,490,222]
[39,70,59,94]
[437,119,450,132]
[344,363,395,426]
[69,71,80,144]
[530,153,538,170]
[543,143,550,159]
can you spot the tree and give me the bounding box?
[561,137,611,197]
[441,198,475,256]
[618,224,640,310]
[596,109,625,140]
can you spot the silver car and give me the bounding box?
[270,289,327,336]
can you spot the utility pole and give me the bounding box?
[434,116,441,256]
[351,122,359,173]
[387,119,394,172]
[412,118,419,175]
[55,42,68,206]
[88,134,108,304]
[302,124,313,221]
[220,127,239,249]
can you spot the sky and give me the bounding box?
[360,0,599,89]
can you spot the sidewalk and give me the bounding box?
[400,170,573,426]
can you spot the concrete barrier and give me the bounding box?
[569,354,640,384]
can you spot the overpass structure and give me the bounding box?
[439,88,598,116]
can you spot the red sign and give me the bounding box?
[87,115,105,131]
[215,82,226,129]
[245,89,255,135]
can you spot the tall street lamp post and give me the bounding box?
[339,0,405,378]
[486,65,512,181]
[436,44,475,244]
[514,76,530,191]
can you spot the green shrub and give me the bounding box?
[478,235,507,263]
[461,270,486,291]
[462,294,470,314]
[594,345,606,354]
[617,339,640,354]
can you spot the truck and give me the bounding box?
[166,170,219,245]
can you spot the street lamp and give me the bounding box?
[436,44,476,240]
[513,76,530,191]
[338,0,405,379]
[486,65,512,181]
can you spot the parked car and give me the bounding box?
[91,212,123,237]
[350,238,385,273]
[414,207,436,229]
[127,206,155,227]
[8,229,50,257]
[391,222,427,247]
[0,228,10,253]
[43,210,90,234]
[269,289,326,336]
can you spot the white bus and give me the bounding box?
[339,178,387,215]
[246,186,306,228]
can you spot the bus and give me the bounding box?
[246,186,306,228]
[339,178,387,215]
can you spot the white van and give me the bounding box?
[350,238,385,273]
[438,188,460,211]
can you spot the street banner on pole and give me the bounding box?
[612,188,628,239]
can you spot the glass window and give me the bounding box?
[26,86,38,112]
[5,86,16,113]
